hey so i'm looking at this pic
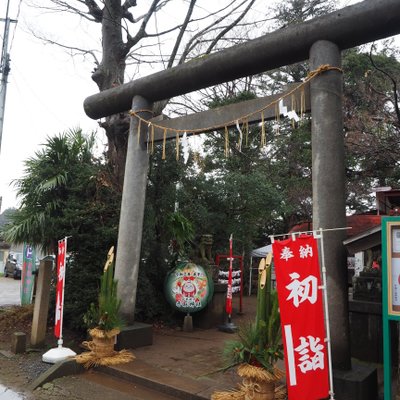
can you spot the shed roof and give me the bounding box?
[289,214,382,238]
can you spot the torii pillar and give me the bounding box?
[114,95,154,348]
[310,41,351,371]
[310,41,377,400]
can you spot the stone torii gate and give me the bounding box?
[84,0,400,395]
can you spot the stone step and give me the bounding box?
[98,359,224,400]
[82,369,179,400]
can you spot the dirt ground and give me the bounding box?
[0,305,199,400]
[0,304,117,400]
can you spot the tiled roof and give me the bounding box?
[289,214,382,238]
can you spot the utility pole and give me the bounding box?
[0,0,17,155]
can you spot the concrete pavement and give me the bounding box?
[0,276,20,306]
[95,295,262,399]
[31,295,259,400]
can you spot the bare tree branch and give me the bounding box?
[179,0,263,63]
[124,0,163,53]
[83,0,103,22]
[122,0,136,23]
[167,0,196,68]
[30,0,101,23]
[27,0,275,182]
[369,45,400,126]
[27,26,100,65]
[205,0,257,54]
[145,24,183,38]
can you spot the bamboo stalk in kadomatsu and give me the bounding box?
[256,252,272,336]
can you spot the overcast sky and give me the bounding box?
[0,0,102,211]
[0,0,379,212]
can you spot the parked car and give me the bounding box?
[4,253,24,279]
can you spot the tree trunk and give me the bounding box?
[92,1,129,188]
[100,114,130,191]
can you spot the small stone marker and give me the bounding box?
[11,332,26,354]
[183,314,193,332]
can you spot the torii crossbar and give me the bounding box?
[85,0,400,119]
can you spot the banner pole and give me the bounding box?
[227,234,233,323]
[315,228,335,400]
[248,256,253,296]
[218,233,237,333]
[42,235,76,363]
[270,226,351,241]
[57,236,68,348]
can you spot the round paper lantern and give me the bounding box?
[165,261,214,314]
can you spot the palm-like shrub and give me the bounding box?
[1,129,120,331]
[2,129,96,254]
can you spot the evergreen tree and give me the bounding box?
[343,47,400,212]
[1,129,121,330]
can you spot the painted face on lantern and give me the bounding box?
[182,277,197,297]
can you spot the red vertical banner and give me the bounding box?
[54,238,67,339]
[272,235,329,400]
[226,234,233,315]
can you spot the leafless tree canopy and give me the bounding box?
[29,1,273,89]
[27,1,400,196]
[28,0,275,184]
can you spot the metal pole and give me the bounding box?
[248,256,253,296]
[227,234,233,323]
[0,0,12,155]
[239,256,243,313]
[383,302,392,400]
[315,228,335,400]
[57,236,69,348]
[218,234,237,333]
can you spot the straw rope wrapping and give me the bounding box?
[151,125,155,154]
[237,363,285,384]
[137,118,141,144]
[260,112,266,148]
[162,128,167,159]
[211,384,287,400]
[291,94,296,129]
[129,65,342,159]
[211,364,286,400]
[224,126,229,157]
[176,132,180,161]
[75,327,135,369]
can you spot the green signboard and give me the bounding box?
[20,244,36,305]
[164,262,214,314]
[382,217,400,400]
